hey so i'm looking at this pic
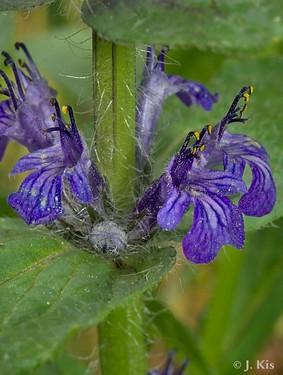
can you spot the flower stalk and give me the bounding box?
[92,34,147,373]
[92,32,136,208]
[98,295,147,374]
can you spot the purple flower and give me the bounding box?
[7,99,105,224]
[131,86,276,263]
[148,351,189,375]
[131,129,247,263]
[136,46,218,170]
[199,86,276,217]
[0,42,57,159]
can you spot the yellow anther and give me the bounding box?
[192,146,197,154]
[249,85,254,94]
[243,93,250,102]
[207,124,213,134]
[199,144,205,151]
[193,131,200,141]
[51,113,56,122]
[62,105,68,115]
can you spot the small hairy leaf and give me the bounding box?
[0,218,175,375]
[81,0,282,51]
[0,0,54,10]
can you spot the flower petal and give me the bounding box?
[239,159,276,216]
[186,165,247,196]
[168,75,218,110]
[7,167,63,224]
[157,188,191,230]
[10,144,64,174]
[64,160,93,204]
[182,191,245,263]
[221,131,276,216]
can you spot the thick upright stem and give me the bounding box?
[92,33,146,374]
[92,32,136,208]
[98,295,147,375]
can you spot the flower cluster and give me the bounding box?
[0,44,276,263]
[131,85,276,263]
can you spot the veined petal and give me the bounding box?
[157,188,191,230]
[223,152,246,177]
[239,158,276,216]
[64,159,93,204]
[185,165,247,196]
[168,75,218,110]
[221,131,276,216]
[7,167,63,224]
[182,191,245,264]
[10,144,64,174]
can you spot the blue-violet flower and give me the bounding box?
[198,86,276,217]
[7,99,105,224]
[131,86,276,263]
[136,46,218,170]
[0,42,57,159]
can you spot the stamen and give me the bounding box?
[50,98,62,119]
[0,86,10,97]
[227,85,252,120]
[193,131,200,141]
[180,131,198,154]
[198,124,212,141]
[243,92,250,102]
[15,42,41,80]
[217,86,253,140]
[145,46,155,71]
[0,69,18,110]
[2,51,25,100]
[239,103,247,117]
[43,126,60,135]
[18,58,34,78]
[191,146,197,154]
[155,46,169,72]
[63,104,77,129]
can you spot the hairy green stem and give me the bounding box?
[92,32,136,208]
[98,295,147,375]
[92,33,146,374]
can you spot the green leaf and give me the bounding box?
[200,217,283,375]
[0,218,175,375]
[81,0,283,51]
[0,0,55,10]
[155,52,283,231]
[146,299,212,375]
[31,351,88,375]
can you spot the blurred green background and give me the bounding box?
[0,1,283,374]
